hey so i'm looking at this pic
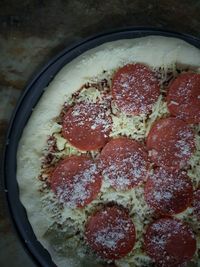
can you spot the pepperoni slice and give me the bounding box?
[144,167,193,215]
[85,206,136,260]
[50,155,102,208]
[112,63,160,115]
[62,102,112,151]
[144,218,196,267]
[99,138,149,190]
[147,117,195,169]
[167,73,200,123]
[193,188,200,220]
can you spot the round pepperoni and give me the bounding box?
[85,206,136,260]
[144,167,193,215]
[99,138,149,190]
[144,218,196,267]
[62,102,112,151]
[147,117,195,169]
[193,188,200,220]
[167,73,200,123]
[112,63,160,115]
[50,155,102,208]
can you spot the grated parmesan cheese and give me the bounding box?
[188,129,200,188]
[145,95,169,135]
[39,65,200,267]
[53,133,66,151]
[110,95,169,140]
[76,87,102,103]
[110,111,146,140]
[53,138,85,157]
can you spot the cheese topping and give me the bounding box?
[37,65,200,266]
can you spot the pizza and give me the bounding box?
[17,36,200,267]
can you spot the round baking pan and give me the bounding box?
[3,27,200,267]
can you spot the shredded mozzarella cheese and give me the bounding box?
[39,66,200,267]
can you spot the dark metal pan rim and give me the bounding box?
[2,27,200,267]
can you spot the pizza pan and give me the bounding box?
[3,27,200,267]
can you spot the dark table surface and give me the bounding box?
[1,1,200,266]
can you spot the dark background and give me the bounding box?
[1,1,200,266]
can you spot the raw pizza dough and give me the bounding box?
[17,36,200,267]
